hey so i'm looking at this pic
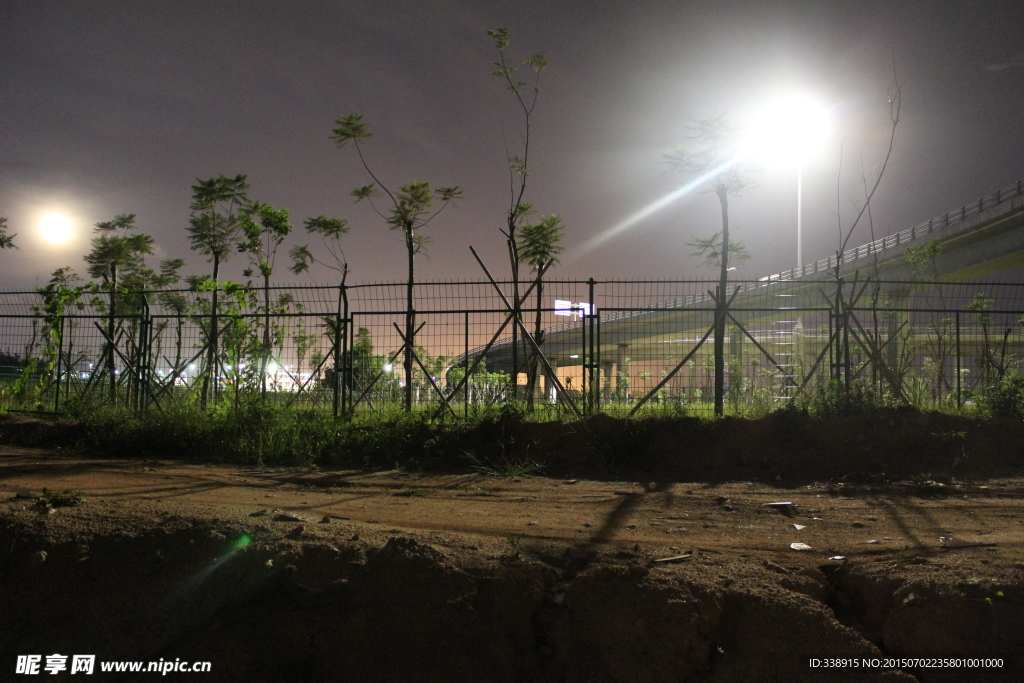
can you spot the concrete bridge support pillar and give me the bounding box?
[601,361,614,402]
[615,344,630,401]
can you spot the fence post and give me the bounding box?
[588,278,597,414]
[461,311,468,416]
[53,313,65,414]
[139,297,151,414]
[955,311,962,409]
[332,285,342,418]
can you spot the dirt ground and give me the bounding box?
[1,410,1023,681]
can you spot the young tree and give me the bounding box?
[665,114,756,416]
[519,214,564,407]
[0,217,16,249]
[331,115,462,411]
[187,174,251,404]
[291,215,352,407]
[488,28,551,394]
[290,216,351,281]
[240,201,293,394]
[686,232,750,271]
[84,213,154,401]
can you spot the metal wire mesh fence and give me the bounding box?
[1,277,1022,416]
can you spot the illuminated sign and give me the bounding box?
[554,300,592,318]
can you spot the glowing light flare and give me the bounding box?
[38,213,75,244]
[575,157,744,256]
[745,94,832,166]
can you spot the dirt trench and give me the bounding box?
[2,516,1020,683]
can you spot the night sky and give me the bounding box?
[2,0,1022,291]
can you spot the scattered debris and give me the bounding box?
[766,502,797,517]
[652,553,692,564]
[29,550,47,566]
[829,556,847,561]
[790,542,812,551]
[792,524,806,531]
[866,540,880,544]
[563,479,578,485]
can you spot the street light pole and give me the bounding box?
[797,164,803,272]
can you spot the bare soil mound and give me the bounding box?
[1,409,1023,681]
[3,504,1019,682]
[459,409,1024,483]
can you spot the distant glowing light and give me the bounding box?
[39,214,75,244]
[383,363,393,373]
[745,94,832,165]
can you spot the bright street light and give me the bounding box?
[747,94,832,269]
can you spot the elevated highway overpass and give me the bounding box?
[471,178,1024,381]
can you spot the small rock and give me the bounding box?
[13,490,36,500]
[274,513,303,522]
[265,559,274,568]
[30,550,47,566]
[625,524,637,529]
[320,516,331,524]
[527,521,537,526]
[249,509,269,517]
[564,479,578,485]
[852,522,865,528]
[866,539,880,544]
[582,522,593,528]
[723,504,734,512]
[715,496,729,505]
[206,530,226,541]
[286,525,307,540]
